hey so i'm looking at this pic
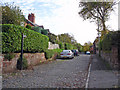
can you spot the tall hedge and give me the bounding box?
[100,31,120,51]
[2,24,49,53]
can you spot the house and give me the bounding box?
[25,13,50,35]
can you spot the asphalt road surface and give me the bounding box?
[2,54,90,88]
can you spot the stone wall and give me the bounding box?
[2,53,46,73]
[100,46,118,69]
[48,42,59,49]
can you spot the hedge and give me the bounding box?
[2,24,49,53]
[45,49,63,59]
[99,31,120,51]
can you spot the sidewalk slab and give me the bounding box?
[89,70,118,88]
[88,55,119,88]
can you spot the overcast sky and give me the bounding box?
[1,0,118,45]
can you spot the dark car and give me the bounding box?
[72,49,79,56]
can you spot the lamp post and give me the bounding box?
[20,22,26,70]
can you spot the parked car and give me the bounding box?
[60,50,74,59]
[86,51,90,55]
[72,49,79,56]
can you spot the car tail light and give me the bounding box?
[67,53,71,55]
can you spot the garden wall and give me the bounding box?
[100,46,119,69]
[2,53,46,73]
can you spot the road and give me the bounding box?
[2,54,90,88]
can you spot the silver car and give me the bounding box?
[60,50,74,59]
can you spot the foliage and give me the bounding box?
[33,26,41,33]
[41,30,48,35]
[79,1,116,33]
[17,56,28,70]
[1,3,25,25]
[100,31,120,51]
[4,53,15,61]
[47,33,58,44]
[2,24,49,53]
[45,49,63,59]
[58,33,77,44]
[74,43,82,52]
[65,43,76,50]
[59,42,65,49]
[83,41,93,52]
[26,24,32,30]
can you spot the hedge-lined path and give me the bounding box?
[2,54,90,88]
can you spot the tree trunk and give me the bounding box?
[102,20,106,35]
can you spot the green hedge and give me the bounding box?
[2,24,49,53]
[45,49,63,59]
[100,31,120,51]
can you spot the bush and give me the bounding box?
[100,31,120,51]
[41,30,48,35]
[65,43,75,50]
[33,26,41,33]
[2,24,49,53]
[26,24,32,29]
[59,42,65,49]
[4,53,15,61]
[45,49,63,59]
[17,56,28,70]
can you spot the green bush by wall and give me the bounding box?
[17,56,28,70]
[2,24,49,53]
[45,49,63,59]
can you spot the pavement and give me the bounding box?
[88,54,119,88]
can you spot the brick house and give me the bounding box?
[25,13,50,34]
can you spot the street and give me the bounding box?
[2,54,90,88]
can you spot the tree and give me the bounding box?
[83,41,93,52]
[79,1,116,35]
[58,33,77,44]
[48,33,58,44]
[1,3,25,25]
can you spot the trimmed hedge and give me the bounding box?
[2,24,49,53]
[45,49,63,59]
[99,31,120,51]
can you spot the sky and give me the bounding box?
[1,0,118,45]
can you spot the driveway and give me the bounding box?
[3,54,90,88]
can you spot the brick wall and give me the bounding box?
[2,53,46,73]
[100,46,118,69]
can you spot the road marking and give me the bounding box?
[85,63,91,89]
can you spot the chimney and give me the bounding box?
[28,13,35,23]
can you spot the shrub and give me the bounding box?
[64,43,75,50]
[41,30,48,35]
[2,24,49,53]
[100,31,120,51]
[45,49,63,59]
[17,56,28,70]
[33,26,41,33]
[26,24,32,29]
[4,53,15,61]
[59,42,65,49]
